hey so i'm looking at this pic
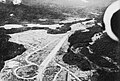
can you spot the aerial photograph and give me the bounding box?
[0,0,120,81]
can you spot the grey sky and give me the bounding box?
[22,0,116,8]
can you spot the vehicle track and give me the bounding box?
[13,31,87,81]
[36,33,70,81]
[12,21,89,80]
[14,38,59,79]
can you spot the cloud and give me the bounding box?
[81,0,88,3]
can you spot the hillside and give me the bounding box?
[0,2,66,25]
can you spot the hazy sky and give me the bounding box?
[22,0,116,8]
